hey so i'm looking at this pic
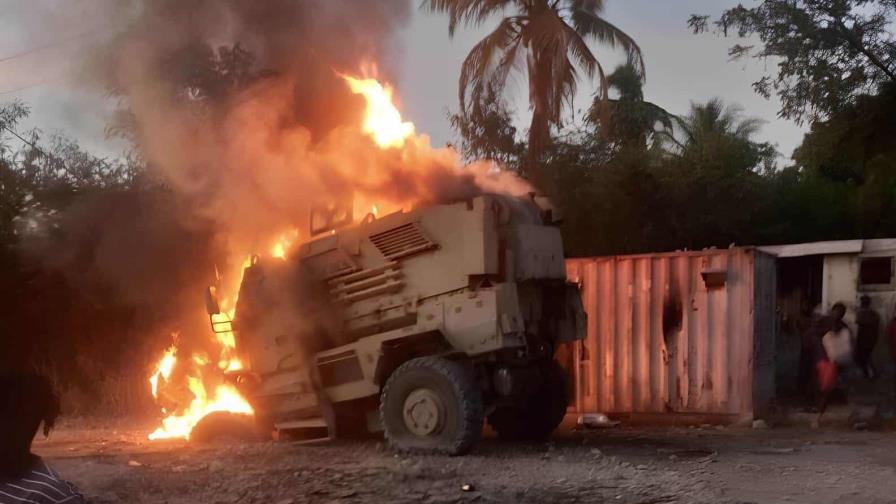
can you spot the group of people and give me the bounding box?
[799,295,896,426]
[6,297,896,502]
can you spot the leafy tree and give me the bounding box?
[689,0,896,124]
[762,165,859,243]
[588,60,675,152]
[793,82,896,182]
[425,0,643,185]
[662,98,777,174]
[0,102,135,247]
[0,101,163,411]
[544,132,674,255]
[791,82,896,237]
[106,42,259,145]
[449,84,525,169]
[651,99,778,249]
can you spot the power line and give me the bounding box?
[0,30,95,65]
[0,124,64,167]
[0,75,71,96]
[1,122,123,180]
[0,83,39,96]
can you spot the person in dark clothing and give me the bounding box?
[797,301,820,406]
[887,309,896,396]
[854,295,880,379]
[0,371,84,504]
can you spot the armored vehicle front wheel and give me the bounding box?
[380,357,484,455]
[488,359,569,441]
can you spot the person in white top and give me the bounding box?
[812,302,849,428]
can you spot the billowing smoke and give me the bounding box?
[99,0,529,267]
[105,0,412,250]
[10,0,531,411]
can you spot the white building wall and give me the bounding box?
[823,255,860,326]
[823,253,896,372]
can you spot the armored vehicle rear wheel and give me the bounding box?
[488,359,568,441]
[380,357,484,455]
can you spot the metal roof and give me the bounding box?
[758,239,896,258]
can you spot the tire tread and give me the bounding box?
[380,356,484,455]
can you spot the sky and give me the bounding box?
[0,0,807,162]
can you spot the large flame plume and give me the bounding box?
[146,70,505,440]
[342,75,415,148]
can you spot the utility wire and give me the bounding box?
[1,122,126,183]
[0,83,41,96]
[0,30,95,64]
[0,124,69,171]
[0,123,113,178]
[0,29,104,94]
[0,75,69,96]
[1,125,40,153]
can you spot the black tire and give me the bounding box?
[380,356,484,455]
[190,411,261,443]
[488,360,568,441]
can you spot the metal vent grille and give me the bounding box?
[369,222,436,260]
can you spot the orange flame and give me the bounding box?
[149,345,176,399]
[147,71,423,441]
[147,259,254,440]
[342,75,414,148]
[271,229,300,260]
[148,377,253,441]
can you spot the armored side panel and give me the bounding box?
[232,194,583,421]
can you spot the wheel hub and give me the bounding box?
[403,388,445,436]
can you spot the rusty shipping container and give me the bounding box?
[564,248,776,423]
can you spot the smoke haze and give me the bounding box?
[10,0,530,385]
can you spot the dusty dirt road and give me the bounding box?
[32,419,896,504]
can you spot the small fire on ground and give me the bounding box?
[146,69,415,440]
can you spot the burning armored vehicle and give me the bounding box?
[206,192,585,454]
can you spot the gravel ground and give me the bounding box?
[31,416,896,504]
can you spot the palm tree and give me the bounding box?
[588,60,674,151]
[661,98,777,173]
[425,0,643,182]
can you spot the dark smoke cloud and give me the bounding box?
[15,0,415,370]
[14,0,531,390]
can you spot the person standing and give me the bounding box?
[855,295,881,379]
[887,308,896,396]
[797,301,820,406]
[812,302,848,428]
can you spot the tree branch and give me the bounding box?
[834,19,896,82]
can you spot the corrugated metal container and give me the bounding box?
[564,248,776,422]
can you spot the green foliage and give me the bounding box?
[106,42,259,144]
[426,0,643,180]
[793,83,896,182]
[661,98,778,174]
[0,102,135,247]
[450,84,886,256]
[0,102,205,414]
[544,134,674,255]
[789,83,896,238]
[689,0,896,124]
[448,85,525,170]
[588,61,675,151]
[763,165,859,242]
